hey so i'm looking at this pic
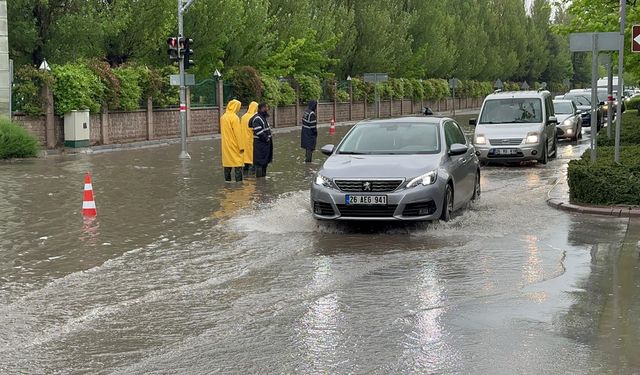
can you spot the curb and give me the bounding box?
[546,198,640,217]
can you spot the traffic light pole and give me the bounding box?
[177,0,195,160]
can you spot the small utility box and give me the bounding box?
[63,110,90,148]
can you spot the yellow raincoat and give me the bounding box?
[241,101,259,165]
[220,99,245,167]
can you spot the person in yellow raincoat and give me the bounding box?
[220,99,245,182]
[241,101,259,176]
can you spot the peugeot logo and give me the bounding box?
[501,139,509,143]
[363,181,372,191]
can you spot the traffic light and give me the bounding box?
[183,38,194,70]
[167,37,179,61]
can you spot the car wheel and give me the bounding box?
[471,172,481,202]
[539,140,548,165]
[440,184,453,222]
[550,137,557,159]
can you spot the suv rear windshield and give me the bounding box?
[553,101,574,114]
[479,98,543,124]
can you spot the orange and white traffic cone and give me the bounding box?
[329,119,336,135]
[82,173,97,217]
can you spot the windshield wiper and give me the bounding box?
[339,151,367,155]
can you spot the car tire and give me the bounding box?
[440,184,453,222]
[539,140,548,165]
[550,137,557,159]
[471,172,481,202]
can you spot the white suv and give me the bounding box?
[470,90,558,164]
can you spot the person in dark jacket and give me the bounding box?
[250,103,273,178]
[300,100,318,163]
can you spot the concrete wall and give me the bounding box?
[12,97,484,148]
[0,1,9,117]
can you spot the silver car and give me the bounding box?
[553,99,582,141]
[310,117,480,222]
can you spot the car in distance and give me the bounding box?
[470,90,557,165]
[310,117,480,222]
[553,99,582,141]
[561,92,593,127]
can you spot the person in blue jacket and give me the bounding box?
[300,100,318,163]
[250,103,273,178]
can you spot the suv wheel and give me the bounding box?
[539,140,548,165]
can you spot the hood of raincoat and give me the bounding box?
[247,101,259,115]
[226,99,241,114]
[307,100,317,112]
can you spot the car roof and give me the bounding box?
[553,99,573,103]
[359,116,449,125]
[485,90,550,99]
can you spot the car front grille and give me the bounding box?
[489,138,523,146]
[402,201,437,217]
[336,204,398,217]
[313,201,335,216]
[334,179,403,192]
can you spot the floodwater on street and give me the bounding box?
[0,116,638,374]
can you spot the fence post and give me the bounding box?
[295,89,299,126]
[400,96,404,115]
[389,97,393,118]
[43,85,56,149]
[146,97,154,140]
[273,105,278,128]
[100,106,109,145]
[364,94,368,119]
[333,81,337,121]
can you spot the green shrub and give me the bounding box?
[87,59,120,109]
[52,62,105,115]
[260,75,281,107]
[113,67,142,111]
[231,66,264,104]
[336,89,350,102]
[351,78,375,103]
[568,146,640,205]
[0,117,39,159]
[294,74,321,102]
[625,96,640,113]
[13,66,56,116]
[279,81,296,105]
[409,79,424,100]
[598,111,640,147]
[389,78,405,99]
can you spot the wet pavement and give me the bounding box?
[1,117,639,374]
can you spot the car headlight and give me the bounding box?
[474,134,486,145]
[563,119,573,126]
[314,174,335,189]
[602,105,608,110]
[406,170,438,188]
[525,132,539,144]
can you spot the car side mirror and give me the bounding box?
[548,116,558,124]
[321,144,335,156]
[469,118,477,126]
[449,143,468,156]
[575,109,582,114]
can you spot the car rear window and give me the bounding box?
[337,122,441,155]
[553,101,574,114]
[479,98,543,124]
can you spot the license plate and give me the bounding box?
[345,195,387,205]
[495,148,519,155]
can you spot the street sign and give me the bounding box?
[494,79,503,89]
[632,25,640,52]
[521,81,530,90]
[170,74,195,86]
[363,73,388,83]
[570,32,620,52]
[448,78,460,89]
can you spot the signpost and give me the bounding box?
[494,79,503,90]
[448,78,460,116]
[521,81,530,90]
[177,0,196,160]
[570,32,621,163]
[363,73,388,118]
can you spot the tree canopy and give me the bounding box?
[8,0,575,85]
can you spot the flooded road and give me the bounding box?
[0,118,637,374]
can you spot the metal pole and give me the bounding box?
[8,58,12,117]
[615,0,625,163]
[452,86,456,116]
[607,57,613,139]
[590,33,598,163]
[178,0,190,160]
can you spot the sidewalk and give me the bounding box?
[547,172,640,217]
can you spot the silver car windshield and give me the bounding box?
[480,98,543,124]
[564,94,590,106]
[336,122,441,155]
[553,101,574,114]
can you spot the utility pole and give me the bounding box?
[177,0,196,160]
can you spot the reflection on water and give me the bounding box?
[79,217,100,247]
[523,234,544,285]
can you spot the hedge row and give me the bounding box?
[597,110,640,147]
[568,146,640,205]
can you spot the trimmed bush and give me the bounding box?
[598,110,640,147]
[278,81,296,105]
[294,74,321,102]
[13,66,56,116]
[0,117,39,159]
[113,67,143,111]
[568,146,640,205]
[260,75,281,107]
